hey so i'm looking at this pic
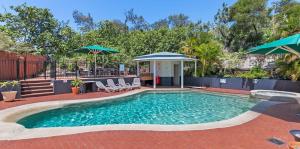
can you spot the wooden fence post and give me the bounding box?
[23,57,27,80]
[16,59,20,81]
[44,61,47,80]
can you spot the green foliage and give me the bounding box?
[181,36,206,57]
[168,14,190,28]
[236,66,268,79]
[194,40,222,77]
[0,1,299,79]
[71,78,83,87]
[181,37,198,57]
[214,0,271,52]
[0,31,36,54]
[0,3,80,57]
[0,31,14,50]
[1,4,58,44]
[124,9,149,31]
[219,51,246,75]
[223,74,235,78]
[215,0,300,51]
[72,10,96,33]
[0,81,19,91]
[152,19,169,29]
[267,0,300,40]
[275,54,300,81]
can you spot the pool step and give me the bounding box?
[21,80,54,98]
[21,92,54,98]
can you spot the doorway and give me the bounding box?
[173,64,180,86]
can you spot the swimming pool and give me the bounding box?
[17,90,258,128]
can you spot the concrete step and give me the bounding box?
[21,85,53,90]
[21,88,53,95]
[21,82,52,87]
[20,80,51,83]
[20,80,54,98]
[21,92,54,98]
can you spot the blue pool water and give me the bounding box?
[17,91,258,128]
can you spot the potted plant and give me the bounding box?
[71,78,83,95]
[0,81,19,102]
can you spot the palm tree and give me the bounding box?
[180,37,199,57]
[194,41,221,77]
[276,54,300,81]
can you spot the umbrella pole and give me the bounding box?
[94,54,97,78]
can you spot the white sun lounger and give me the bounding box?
[107,79,125,91]
[132,78,141,89]
[118,78,132,90]
[96,81,117,92]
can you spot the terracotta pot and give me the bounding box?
[2,91,17,102]
[71,87,80,95]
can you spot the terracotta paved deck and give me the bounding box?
[0,88,300,149]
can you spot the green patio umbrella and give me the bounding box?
[248,33,300,57]
[78,45,119,77]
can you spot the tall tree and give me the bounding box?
[168,14,190,28]
[0,4,58,45]
[232,0,270,48]
[72,10,96,33]
[0,3,62,55]
[151,19,169,29]
[214,0,270,52]
[271,0,300,38]
[124,9,149,31]
[214,3,234,52]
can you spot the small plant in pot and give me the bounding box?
[71,78,83,95]
[0,81,19,102]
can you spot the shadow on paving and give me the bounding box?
[250,96,300,123]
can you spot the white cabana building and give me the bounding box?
[134,52,197,88]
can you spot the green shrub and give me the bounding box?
[71,78,83,87]
[0,81,19,91]
[275,55,300,81]
[236,66,268,79]
[223,74,234,78]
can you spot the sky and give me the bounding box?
[0,0,277,29]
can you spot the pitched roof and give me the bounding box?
[134,52,196,61]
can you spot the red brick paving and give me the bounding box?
[0,91,125,110]
[0,88,299,149]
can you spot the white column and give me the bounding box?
[181,60,184,88]
[136,61,140,77]
[194,60,197,77]
[153,60,156,88]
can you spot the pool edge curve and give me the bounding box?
[0,88,281,140]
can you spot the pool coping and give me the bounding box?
[0,88,285,140]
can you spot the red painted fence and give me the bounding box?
[0,51,46,81]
